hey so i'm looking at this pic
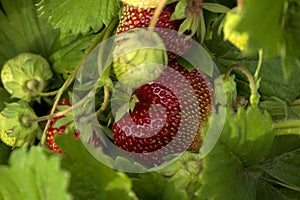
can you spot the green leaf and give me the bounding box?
[0,0,59,67]
[231,0,300,79]
[206,18,300,103]
[235,0,285,57]
[132,172,188,200]
[282,1,300,78]
[158,152,202,200]
[255,180,290,200]
[202,3,230,13]
[259,148,300,191]
[267,135,300,159]
[259,98,298,121]
[0,147,71,200]
[131,153,203,200]
[222,107,274,166]
[49,34,97,75]
[197,107,275,200]
[0,88,12,112]
[197,142,256,200]
[53,117,74,129]
[55,132,136,200]
[38,0,121,35]
[0,141,11,165]
[277,187,300,199]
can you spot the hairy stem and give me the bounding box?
[225,64,260,107]
[33,90,58,97]
[96,86,110,116]
[147,0,168,39]
[39,18,118,146]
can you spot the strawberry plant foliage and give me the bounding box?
[206,16,300,103]
[198,107,274,200]
[231,0,300,78]
[0,141,10,165]
[55,133,136,200]
[259,149,300,191]
[0,0,98,79]
[0,147,71,200]
[38,0,121,35]
[0,0,300,199]
[0,0,59,67]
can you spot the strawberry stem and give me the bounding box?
[96,86,110,116]
[33,89,58,97]
[81,86,111,123]
[237,0,244,11]
[274,119,300,136]
[254,49,263,81]
[147,0,168,39]
[30,92,92,123]
[225,64,260,107]
[39,18,118,146]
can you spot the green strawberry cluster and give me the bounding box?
[0,53,53,148]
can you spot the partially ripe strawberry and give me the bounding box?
[112,60,212,157]
[46,99,79,154]
[116,3,192,59]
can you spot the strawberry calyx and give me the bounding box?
[172,0,229,42]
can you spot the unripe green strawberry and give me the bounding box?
[121,0,161,8]
[0,101,41,147]
[113,29,168,88]
[1,53,53,101]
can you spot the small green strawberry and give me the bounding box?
[1,53,53,101]
[0,101,41,148]
[113,29,168,88]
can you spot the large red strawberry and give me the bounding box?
[116,3,193,59]
[121,0,160,8]
[112,60,212,159]
[46,99,79,154]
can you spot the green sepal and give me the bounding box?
[170,1,187,21]
[222,74,237,106]
[201,3,230,13]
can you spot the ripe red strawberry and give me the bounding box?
[116,3,192,59]
[46,99,79,154]
[112,60,212,159]
[121,0,160,8]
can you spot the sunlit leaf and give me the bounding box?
[38,0,121,35]
[0,147,71,200]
